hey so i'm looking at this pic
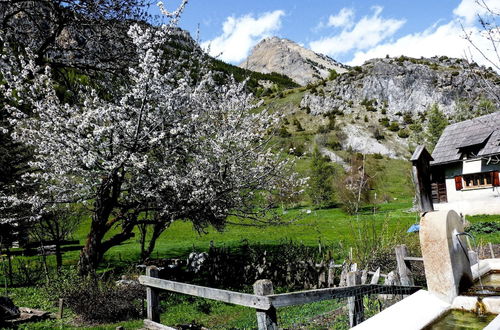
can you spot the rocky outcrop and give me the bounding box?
[240,37,348,86]
[301,56,500,119]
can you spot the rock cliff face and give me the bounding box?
[301,56,500,119]
[240,37,348,86]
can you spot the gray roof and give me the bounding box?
[431,111,500,165]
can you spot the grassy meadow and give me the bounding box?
[2,154,499,329]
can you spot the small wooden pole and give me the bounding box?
[327,261,335,287]
[339,262,348,287]
[253,279,277,330]
[360,269,368,285]
[489,242,495,258]
[410,145,434,213]
[370,268,380,284]
[146,266,160,323]
[57,298,64,319]
[395,245,414,286]
[347,271,364,327]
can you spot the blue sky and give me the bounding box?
[154,0,500,66]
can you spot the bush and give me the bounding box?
[379,117,390,127]
[293,118,304,132]
[278,126,291,138]
[467,222,500,234]
[45,268,145,323]
[397,129,410,138]
[388,122,400,132]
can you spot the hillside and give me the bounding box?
[261,54,500,160]
[240,37,348,86]
[301,56,500,118]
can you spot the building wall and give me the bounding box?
[439,159,500,215]
[435,160,500,215]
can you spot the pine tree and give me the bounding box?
[307,146,335,208]
[427,104,448,151]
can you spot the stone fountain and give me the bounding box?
[353,209,500,329]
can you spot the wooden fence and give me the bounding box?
[139,266,421,330]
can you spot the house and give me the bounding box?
[429,111,500,215]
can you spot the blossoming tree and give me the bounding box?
[1,1,302,274]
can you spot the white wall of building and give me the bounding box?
[438,159,500,215]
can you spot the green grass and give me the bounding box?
[466,214,500,245]
[3,150,498,329]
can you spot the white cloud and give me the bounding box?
[327,8,355,28]
[347,21,471,65]
[309,6,405,58]
[201,10,285,64]
[453,0,500,25]
[347,0,500,67]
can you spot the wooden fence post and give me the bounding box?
[146,266,160,323]
[395,245,414,286]
[57,298,64,319]
[253,279,277,330]
[489,242,495,258]
[347,271,364,327]
[370,268,380,284]
[327,261,335,287]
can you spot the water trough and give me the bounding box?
[353,210,500,329]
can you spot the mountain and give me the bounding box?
[300,56,500,118]
[265,55,500,159]
[240,37,348,86]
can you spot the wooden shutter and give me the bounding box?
[493,171,500,187]
[454,176,463,190]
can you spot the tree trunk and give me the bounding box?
[78,219,106,276]
[78,172,123,275]
[6,247,13,286]
[55,241,62,271]
[142,222,170,261]
[139,223,148,262]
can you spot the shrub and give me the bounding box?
[397,129,410,138]
[328,69,339,80]
[373,130,385,140]
[278,126,291,137]
[293,118,304,132]
[388,122,400,132]
[466,222,500,234]
[46,269,145,323]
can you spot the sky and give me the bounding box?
[154,0,500,67]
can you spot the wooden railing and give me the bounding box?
[139,266,421,329]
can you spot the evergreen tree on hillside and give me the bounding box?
[307,146,335,208]
[427,104,448,151]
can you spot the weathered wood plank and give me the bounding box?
[347,271,364,327]
[395,245,414,286]
[404,257,424,262]
[254,280,277,330]
[146,267,160,323]
[370,268,381,284]
[139,276,271,310]
[267,285,420,308]
[143,319,176,330]
[489,242,495,258]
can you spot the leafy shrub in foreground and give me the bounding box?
[467,221,500,234]
[45,268,144,323]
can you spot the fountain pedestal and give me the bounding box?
[420,210,473,303]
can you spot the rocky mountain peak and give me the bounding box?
[239,36,348,86]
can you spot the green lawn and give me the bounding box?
[3,151,500,329]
